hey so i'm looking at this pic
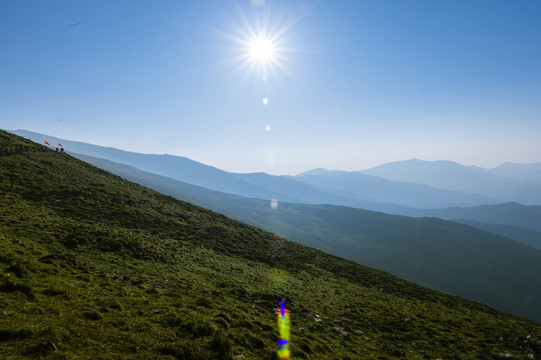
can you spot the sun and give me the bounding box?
[241,30,283,76]
[247,34,277,65]
[212,5,304,80]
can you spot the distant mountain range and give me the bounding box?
[11,129,541,232]
[361,158,541,205]
[14,129,541,209]
[489,162,541,184]
[12,129,541,228]
[291,169,498,208]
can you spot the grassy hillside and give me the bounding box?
[1,130,541,359]
[384,203,541,239]
[74,152,541,324]
[412,203,541,233]
[455,219,541,251]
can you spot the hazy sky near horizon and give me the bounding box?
[1,0,540,174]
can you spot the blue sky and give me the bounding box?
[1,0,540,174]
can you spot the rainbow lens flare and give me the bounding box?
[277,299,290,359]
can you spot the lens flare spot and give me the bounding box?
[271,198,278,209]
[262,97,269,105]
[277,299,291,359]
[265,124,271,132]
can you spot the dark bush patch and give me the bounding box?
[177,319,216,338]
[294,349,309,359]
[23,340,57,355]
[100,238,123,252]
[0,329,33,341]
[162,314,183,327]
[159,343,195,360]
[215,313,231,322]
[246,333,265,349]
[0,278,34,299]
[5,263,29,278]
[39,254,59,264]
[211,333,232,359]
[108,301,123,311]
[235,319,253,330]
[82,311,103,320]
[61,238,79,249]
[195,297,212,308]
[214,317,230,329]
[42,287,68,298]
[299,340,313,354]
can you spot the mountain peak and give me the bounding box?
[296,168,347,177]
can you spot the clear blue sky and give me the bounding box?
[1,0,540,174]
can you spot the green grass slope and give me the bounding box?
[74,152,541,325]
[1,130,541,359]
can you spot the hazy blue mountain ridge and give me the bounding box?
[489,162,541,183]
[12,130,512,210]
[13,130,541,231]
[361,158,541,205]
[11,130,306,203]
[292,170,499,208]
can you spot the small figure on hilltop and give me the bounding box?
[60,148,64,153]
